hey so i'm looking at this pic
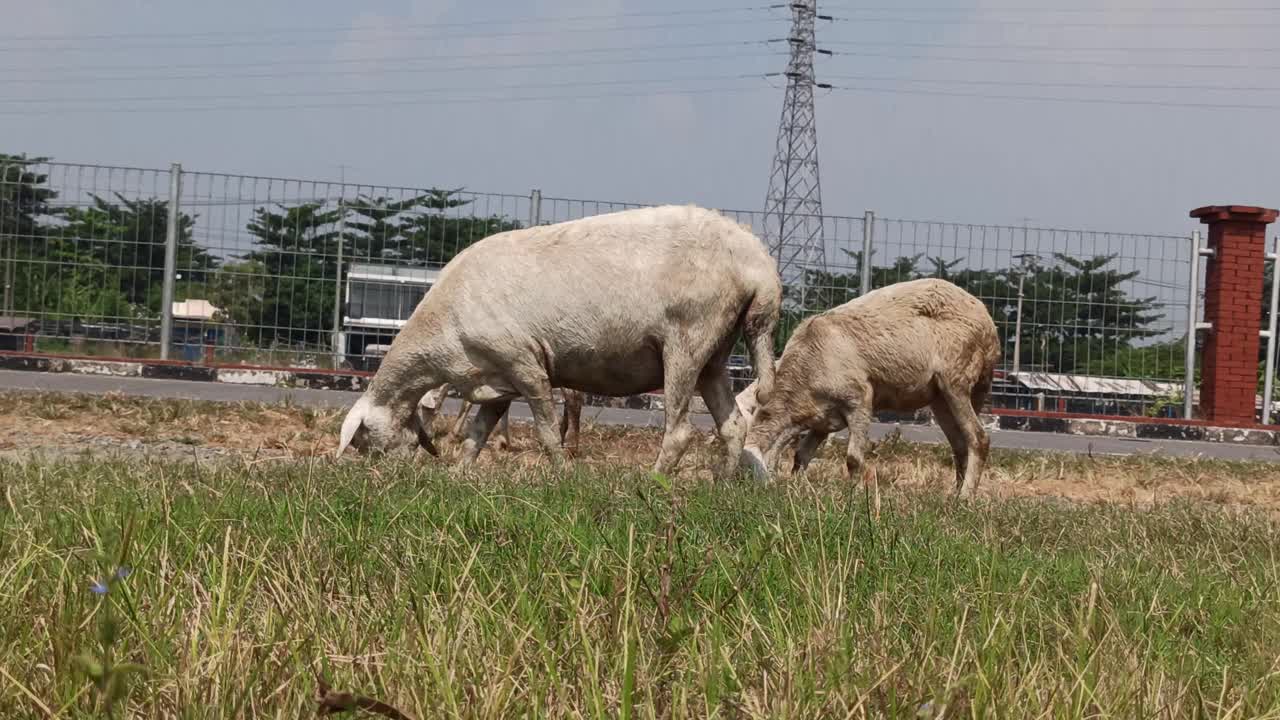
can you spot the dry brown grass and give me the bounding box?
[3,390,1280,513]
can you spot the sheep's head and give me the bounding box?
[336,394,438,458]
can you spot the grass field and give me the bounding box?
[3,393,1280,717]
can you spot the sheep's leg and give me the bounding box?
[456,400,512,465]
[697,368,748,480]
[940,385,989,498]
[841,404,873,481]
[507,374,566,464]
[450,399,473,440]
[492,412,512,451]
[930,398,967,493]
[560,390,583,452]
[654,359,700,478]
[791,430,828,474]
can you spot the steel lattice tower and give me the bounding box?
[763,0,829,307]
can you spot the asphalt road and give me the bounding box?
[2,369,1278,462]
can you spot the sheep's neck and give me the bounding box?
[367,353,437,412]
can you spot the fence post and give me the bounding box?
[331,198,346,367]
[1190,205,1278,425]
[1012,272,1026,378]
[1264,235,1280,424]
[860,210,874,296]
[158,162,182,361]
[0,159,11,320]
[1183,230,1205,420]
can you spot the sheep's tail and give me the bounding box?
[743,281,781,407]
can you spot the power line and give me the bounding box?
[826,73,1280,93]
[824,4,1280,11]
[830,49,1280,71]
[828,83,1280,110]
[0,51,785,86]
[828,16,1280,28]
[0,17,783,54]
[0,6,775,42]
[0,84,771,116]
[4,40,772,75]
[827,39,1280,53]
[6,73,761,105]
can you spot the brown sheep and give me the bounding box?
[741,278,1000,497]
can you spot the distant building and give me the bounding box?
[338,262,441,371]
[171,299,233,362]
[999,370,1190,417]
[0,315,37,352]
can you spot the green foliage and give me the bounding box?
[0,149,1184,379]
[2,154,216,323]
[57,194,216,309]
[0,153,55,244]
[0,154,55,316]
[239,202,342,346]
[240,190,521,345]
[341,189,519,266]
[787,249,1169,377]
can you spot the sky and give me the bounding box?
[2,0,1279,238]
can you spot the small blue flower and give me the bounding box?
[89,581,109,595]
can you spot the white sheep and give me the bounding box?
[337,204,781,478]
[740,277,1000,497]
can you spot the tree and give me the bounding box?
[0,153,56,317]
[341,189,522,267]
[206,259,269,333]
[240,201,342,346]
[1011,253,1164,374]
[781,250,1166,377]
[239,189,523,346]
[56,194,217,312]
[784,250,925,311]
[0,156,135,323]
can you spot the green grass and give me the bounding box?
[2,456,1280,718]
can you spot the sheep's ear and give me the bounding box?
[336,398,370,457]
[419,386,446,411]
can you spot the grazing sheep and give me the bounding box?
[337,204,781,478]
[740,278,999,497]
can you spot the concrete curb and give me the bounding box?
[4,354,1280,448]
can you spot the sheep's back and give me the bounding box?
[392,204,776,388]
[788,278,998,400]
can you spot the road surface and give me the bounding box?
[1,369,1277,462]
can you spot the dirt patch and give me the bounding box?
[5,391,1280,513]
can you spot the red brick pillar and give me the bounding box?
[1190,205,1278,425]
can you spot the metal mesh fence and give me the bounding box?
[171,170,531,368]
[0,161,174,358]
[0,158,1200,418]
[868,217,1193,417]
